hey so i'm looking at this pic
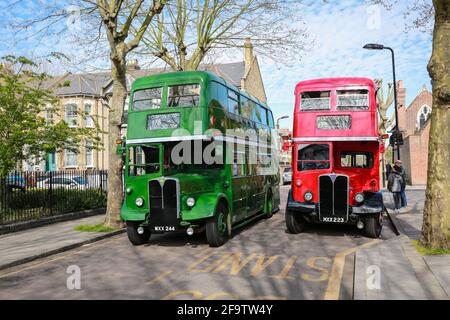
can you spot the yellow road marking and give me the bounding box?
[324,239,381,300]
[147,270,172,285]
[0,235,125,279]
[301,257,331,282]
[161,290,203,300]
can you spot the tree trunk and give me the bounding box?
[104,51,128,228]
[421,0,450,250]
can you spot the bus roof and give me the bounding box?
[295,77,374,93]
[131,70,267,107]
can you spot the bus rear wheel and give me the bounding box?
[206,203,229,247]
[285,209,306,234]
[126,221,151,245]
[265,190,274,219]
[365,213,383,238]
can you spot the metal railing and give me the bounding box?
[0,170,108,226]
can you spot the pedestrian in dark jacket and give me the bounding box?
[386,162,392,181]
[387,166,403,213]
[394,160,407,208]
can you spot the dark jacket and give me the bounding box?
[394,165,406,189]
[388,169,403,193]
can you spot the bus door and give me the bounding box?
[231,149,248,223]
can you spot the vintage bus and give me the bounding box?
[121,71,280,247]
[286,78,384,238]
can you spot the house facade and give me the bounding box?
[397,81,432,186]
[24,41,267,171]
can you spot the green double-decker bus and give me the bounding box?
[121,71,280,247]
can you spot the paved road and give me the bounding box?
[0,187,422,300]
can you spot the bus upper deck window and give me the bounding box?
[168,84,200,107]
[300,91,331,111]
[337,89,369,110]
[133,88,162,111]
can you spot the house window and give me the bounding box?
[417,105,431,129]
[64,149,78,167]
[85,140,93,167]
[45,107,54,124]
[65,104,78,127]
[84,103,94,127]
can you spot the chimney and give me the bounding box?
[244,38,254,74]
[126,59,140,71]
[397,80,407,132]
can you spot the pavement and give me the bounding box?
[0,215,124,271]
[354,190,449,300]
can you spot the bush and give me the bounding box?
[4,189,106,214]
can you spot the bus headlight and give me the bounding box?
[186,197,196,208]
[304,192,313,202]
[135,197,144,207]
[355,193,364,203]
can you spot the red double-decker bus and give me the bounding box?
[286,78,384,238]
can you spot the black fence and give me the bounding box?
[0,170,108,226]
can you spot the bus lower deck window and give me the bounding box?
[340,152,373,168]
[297,144,330,171]
[128,146,160,176]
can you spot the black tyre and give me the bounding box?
[206,202,229,247]
[365,213,383,238]
[126,221,151,245]
[265,190,274,219]
[285,209,306,234]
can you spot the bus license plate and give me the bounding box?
[322,217,345,223]
[152,225,176,232]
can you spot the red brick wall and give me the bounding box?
[398,87,432,185]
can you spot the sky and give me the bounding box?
[260,0,433,129]
[0,0,433,130]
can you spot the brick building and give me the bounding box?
[397,81,432,186]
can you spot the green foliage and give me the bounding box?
[74,223,118,233]
[413,240,450,255]
[0,56,101,177]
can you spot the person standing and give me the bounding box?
[386,162,392,181]
[387,165,404,213]
[394,160,407,208]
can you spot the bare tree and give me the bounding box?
[7,0,167,228]
[370,0,449,249]
[421,0,450,250]
[135,0,309,70]
[374,79,395,134]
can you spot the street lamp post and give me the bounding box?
[363,43,401,161]
[276,115,289,130]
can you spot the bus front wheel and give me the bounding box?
[126,221,151,245]
[206,203,229,247]
[364,213,383,238]
[285,209,306,234]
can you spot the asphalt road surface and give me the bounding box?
[0,186,419,300]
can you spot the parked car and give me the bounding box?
[36,176,88,190]
[5,175,26,192]
[282,167,292,185]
